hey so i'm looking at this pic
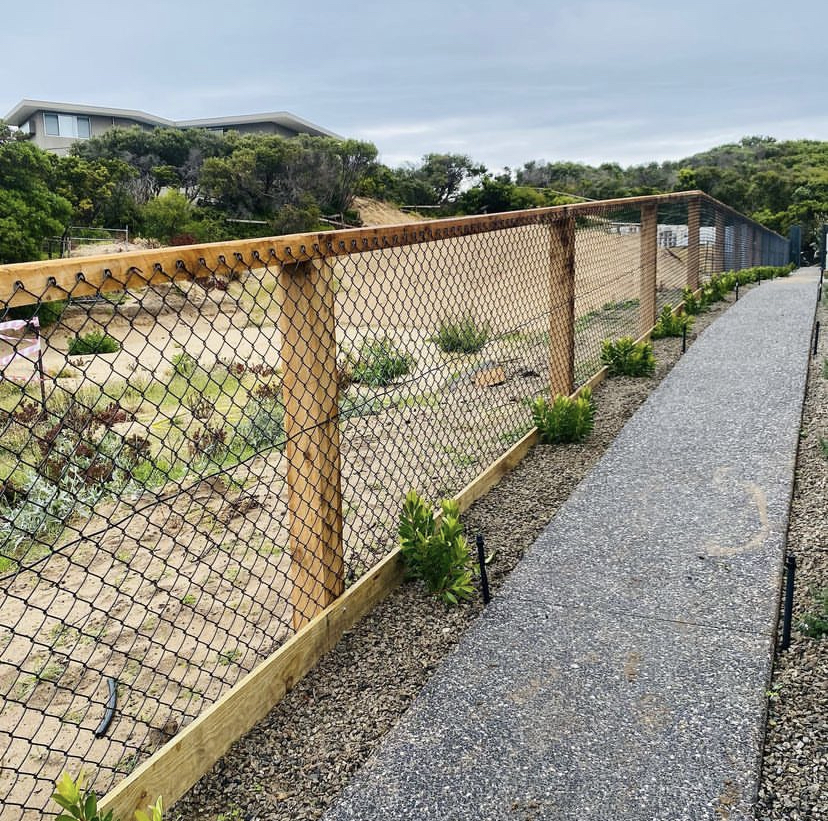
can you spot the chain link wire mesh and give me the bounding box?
[0,194,789,818]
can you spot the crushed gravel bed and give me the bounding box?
[756,289,828,821]
[170,293,766,821]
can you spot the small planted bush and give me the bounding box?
[601,337,656,377]
[53,771,162,821]
[67,331,120,355]
[347,337,414,387]
[651,305,694,339]
[700,271,738,305]
[398,490,474,605]
[531,387,595,444]
[682,286,705,315]
[433,316,489,354]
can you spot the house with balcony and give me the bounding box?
[3,99,339,155]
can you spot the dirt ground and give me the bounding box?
[0,219,701,819]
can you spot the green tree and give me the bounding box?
[138,190,197,243]
[0,140,71,263]
[53,154,136,227]
[199,134,303,217]
[75,126,226,203]
[416,153,486,204]
[675,167,697,190]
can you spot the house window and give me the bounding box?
[43,112,92,139]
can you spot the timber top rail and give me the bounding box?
[0,191,782,308]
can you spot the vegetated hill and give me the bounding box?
[515,136,828,258]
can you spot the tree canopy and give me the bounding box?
[2,122,827,262]
[0,137,72,263]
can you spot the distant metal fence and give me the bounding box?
[0,192,787,819]
[42,227,131,259]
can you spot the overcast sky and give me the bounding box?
[1,0,825,172]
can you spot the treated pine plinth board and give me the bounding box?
[98,548,407,820]
[0,192,780,308]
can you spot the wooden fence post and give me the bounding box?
[687,197,701,290]
[714,210,726,273]
[548,214,575,396]
[639,202,658,335]
[738,223,748,270]
[277,258,344,631]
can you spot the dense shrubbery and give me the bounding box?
[3,101,822,265]
[682,264,796,315]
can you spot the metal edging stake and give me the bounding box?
[681,322,687,354]
[476,534,490,605]
[814,321,821,357]
[781,554,796,651]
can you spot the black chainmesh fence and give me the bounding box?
[0,194,789,818]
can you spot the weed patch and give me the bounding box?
[433,316,489,354]
[346,337,414,387]
[801,588,828,638]
[67,331,120,355]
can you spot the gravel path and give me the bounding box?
[169,289,783,821]
[756,287,828,821]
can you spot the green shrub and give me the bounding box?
[398,490,474,605]
[651,305,693,339]
[67,331,120,355]
[735,268,756,286]
[682,286,705,315]
[531,387,595,444]
[347,337,413,387]
[433,316,489,354]
[236,395,284,451]
[8,299,67,327]
[172,351,198,378]
[731,264,794,286]
[702,271,737,304]
[53,771,162,821]
[801,589,828,638]
[600,337,656,377]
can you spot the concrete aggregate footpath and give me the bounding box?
[324,269,819,821]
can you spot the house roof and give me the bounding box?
[3,99,340,138]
